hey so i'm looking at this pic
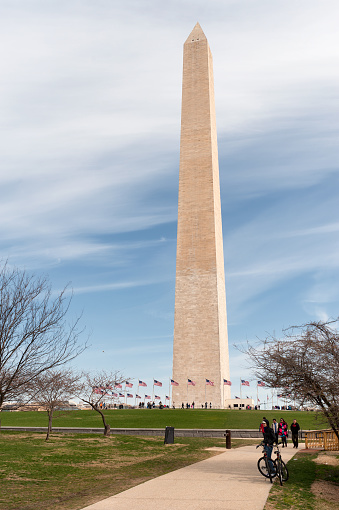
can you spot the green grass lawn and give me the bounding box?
[0,431,254,510]
[0,429,337,510]
[265,450,339,509]
[0,408,326,430]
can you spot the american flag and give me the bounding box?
[235,396,240,399]
[277,394,283,398]
[154,379,162,387]
[136,394,141,399]
[224,379,232,386]
[206,379,214,386]
[125,381,133,388]
[145,395,151,399]
[119,393,124,397]
[188,379,196,386]
[258,381,265,387]
[171,379,179,386]
[154,395,160,400]
[105,385,113,390]
[241,380,250,386]
[126,393,133,398]
[115,383,122,389]
[165,395,170,400]
[112,392,118,397]
[138,380,147,387]
[258,398,261,402]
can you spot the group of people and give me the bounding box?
[180,402,213,409]
[260,416,300,471]
[260,416,301,448]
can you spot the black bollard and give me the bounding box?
[225,429,231,449]
[164,426,174,444]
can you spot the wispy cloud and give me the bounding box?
[1,1,339,383]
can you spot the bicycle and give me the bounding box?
[273,442,289,486]
[256,442,276,483]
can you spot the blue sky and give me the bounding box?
[1,1,339,404]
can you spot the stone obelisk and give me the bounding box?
[172,23,230,409]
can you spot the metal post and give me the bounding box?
[225,429,231,449]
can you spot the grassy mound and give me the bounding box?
[0,408,325,430]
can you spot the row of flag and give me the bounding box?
[113,393,170,400]
[93,379,267,394]
[94,379,162,391]
[172,378,233,386]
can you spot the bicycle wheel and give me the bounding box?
[280,460,289,481]
[276,459,283,486]
[257,457,276,479]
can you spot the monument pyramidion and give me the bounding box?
[172,23,230,409]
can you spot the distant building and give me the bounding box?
[225,398,255,410]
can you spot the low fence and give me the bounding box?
[2,426,308,439]
[305,429,339,450]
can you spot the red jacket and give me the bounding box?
[278,422,288,436]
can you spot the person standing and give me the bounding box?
[262,421,276,473]
[259,416,269,435]
[278,418,288,447]
[290,419,300,448]
[272,418,279,444]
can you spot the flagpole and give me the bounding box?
[223,380,224,409]
[152,379,154,403]
[187,378,188,404]
[205,379,206,404]
[240,378,242,409]
[135,379,139,407]
[257,383,259,408]
[169,378,171,408]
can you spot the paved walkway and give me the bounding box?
[81,444,302,510]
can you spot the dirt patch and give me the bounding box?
[164,443,186,447]
[5,473,41,482]
[313,454,339,467]
[311,480,339,504]
[0,433,45,440]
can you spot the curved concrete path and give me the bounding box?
[81,444,302,510]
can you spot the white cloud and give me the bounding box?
[1,1,339,382]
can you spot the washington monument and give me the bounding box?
[172,23,230,408]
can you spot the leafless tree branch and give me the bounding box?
[239,319,339,439]
[27,368,82,440]
[0,262,87,421]
[77,370,126,436]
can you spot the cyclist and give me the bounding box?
[262,421,276,473]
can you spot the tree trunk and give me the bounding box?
[96,407,110,436]
[46,410,53,441]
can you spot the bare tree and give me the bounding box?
[28,368,81,440]
[243,320,339,439]
[0,262,87,424]
[78,370,125,436]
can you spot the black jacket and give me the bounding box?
[263,426,276,446]
[290,422,300,434]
